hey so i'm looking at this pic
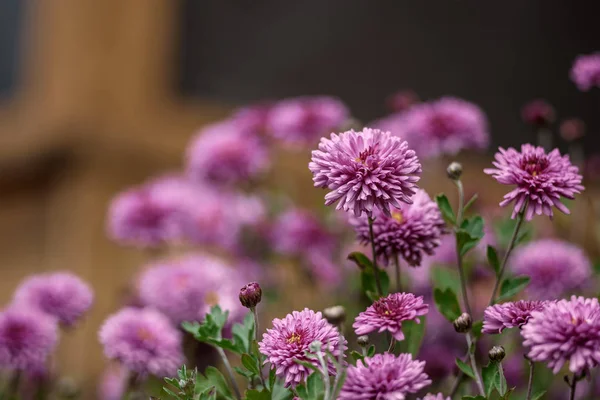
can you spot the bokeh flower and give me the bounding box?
[484,144,584,220]
[386,90,420,112]
[521,296,600,374]
[349,189,446,266]
[560,118,586,142]
[418,394,450,400]
[511,239,591,299]
[267,96,349,146]
[0,307,58,371]
[309,128,421,217]
[353,292,428,340]
[521,99,555,127]
[483,300,548,334]
[570,52,600,91]
[98,365,127,400]
[272,208,335,256]
[339,353,431,400]
[259,308,346,387]
[13,272,93,326]
[98,307,184,377]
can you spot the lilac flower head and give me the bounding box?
[483,300,548,334]
[272,208,334,256]
[484,144,584,220]
[521,99,555,127]
[267,96,349,146]
[98,365,127,400]
[349,189,446,266]
[398,97,490,159]
[186,120,270,185]
[353,292,428,341]
[511,239,591,299]
[570,52,600,91]
[231,103,273,137]
[13,272,93,326]
[418,394,450,400]
[98,307,184,377]
[521,296,600,374]
[0,307,58,371]
[259,308,347,387]
[339,353,431,400]
[309,128,421,217]
[560,118,586,142]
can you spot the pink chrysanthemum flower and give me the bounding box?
[511,239,591,299]
[13,272,93,326]
[349,189,446,267]
[483,300,548,334]
[267,96,349,146]
[0,307,58,371]
[309,128,421,217]
[259,308,347,387]
[484,144,584,220]
[521,296,600,375]
[353,292,428,341]
[339,353,431,400]
[418,394,450,400]
[186,121,270,185]
[98,307,184,377]
[521,99,555,127]
[398,97,490,159]
[272,208,335,256]
[570,52,600,91]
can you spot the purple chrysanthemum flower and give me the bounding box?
[186,120,270,185]
[267,96,349,146]
[231,103,273,137]
[521,296,600,374]
[398,97,490,159]
[272,208,335,256]
[13,272,93,326]
[353,292,428,341]
[511,239,591,299]
[259,308,347,387]
[521,99,555,127]
[484,144,584,220]
[309,128,421,217]
[349,189,446,266]
[570,52,600,91]
[483,300,548,334]
[418,394,450,400]
[0,307,58,371]
[138,254,247,325]
[98,307,184,377]
[339,353,431,400]
[98,365,127,400]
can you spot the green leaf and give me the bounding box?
[487,246,500,276]
[497,276,530,302]
[296,372,324,400]
[367,345,376,357]
[431,267,461,295]
[293,359,321,374]
[461,397,486,400]
[457,216,485,256]
[241,353,260,375]
[245,389,271,400]
[472,320,483,339]
[455,358,475,379]
[434,288,462,322]
[463,193,479,214]
[347,252,373,270]
[482,362,499,398]
[204,367,234,400]
[270,382,294,400]
[231,312,255,354]
[435,194,456,225]
[198,387,217,400]
[531,390,547,400]
[350,350,364,363]
[361,268,390,298]
[401,318,426,357]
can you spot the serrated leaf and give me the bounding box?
[457,216,485,256]
[347,252,373,270]
[204,367,234,399]
[482,362,499,398]
[350,350,364,363]
[199,387,217,400]
[431,267,461,295]
[487,245,500,276]
[434,287,462,322]
[241,353,260,375]
[461,216,485,239]
[435,194,456,225]
[497,276,530,302]
[455,358,475,379]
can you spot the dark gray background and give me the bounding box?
[0,0,21,98]
[178,1,600,153]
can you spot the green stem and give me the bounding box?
[465,334,485,396]
[569,374,578,400]
[393,253,401,292]
[316,351,331,400]
[331,331,345,398]
[454,179,472,316]
[525,360,535,400]
[216,347,242,400]
[252,307,266,388]
[368,216,383,296]
[387,338,396,353]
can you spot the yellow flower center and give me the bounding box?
[391,210,404,224]
[287,333,302,344]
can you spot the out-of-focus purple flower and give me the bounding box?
[521,296,600,374]
[339,353,431,400]
[483,300,548,334]
[353,292,428,341]
[272,208,334,256]
[570,52,600,91]
[98,365,127,400]
[511,239,591,299]
[267,96,349,146]
[309,128,421,217]
[418,394,450,400]
[0,307,58,371]
[586,154,600,181]
[484,144,584,220]
[521,99,555,127]
[186,121,270,186]
[304,251,343,287]
[397,97,490,159]
[99,307,184,377]
[349,189,446,267]
[231,103,273,137]
[259,308,346,387]
[13,272,93,326]
[560,118,586,142]
[386,90,420,112]
[138,254,247,325]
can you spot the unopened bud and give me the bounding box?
[357,335,369,347]
[489,345,506,362]
[323,305,346,326]
[309,341,323,352]
[239,282,262,309]
[446,162,463,181]
[453,313,472,333]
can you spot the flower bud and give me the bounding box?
[357,335,369,347]
[323,305,346,326]
[446,162,463,181]
[489,345,506,362]
[453,313,472,333]
[309,341,323,352]
[239,282,262,309]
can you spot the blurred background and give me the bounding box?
[0,0,599,396]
